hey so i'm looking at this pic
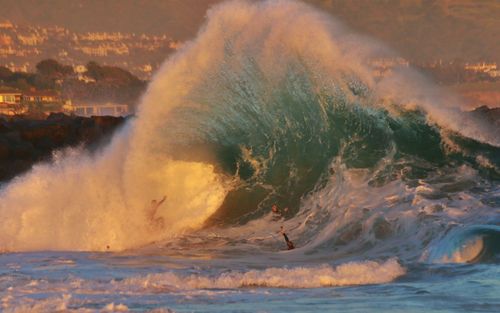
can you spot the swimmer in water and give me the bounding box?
[147,195,166,229]
[279,226,295,250]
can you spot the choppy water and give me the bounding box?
[1,252,499,312]
[0,0,499,312]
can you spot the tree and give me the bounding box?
[85,61,141,84]
[0,66,12,81]
[36,59,73,78]
[13,78,31,91]
[85,61,104,81]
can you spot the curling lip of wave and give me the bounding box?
[424,225,500,264]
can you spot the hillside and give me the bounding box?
[0,0,219,40]
[0,0,498,63]
[308,0,500,63]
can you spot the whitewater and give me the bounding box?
[1,0,499,312]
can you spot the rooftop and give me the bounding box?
[23,89,58,97]
[0,87,22,94]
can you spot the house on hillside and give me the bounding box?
[63,101,129,117]
[22,89,64,115]
[0,89,22,104]
[22,89,60,103]
[0,88,25,115]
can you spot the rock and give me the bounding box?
[19,123,72,146]
[11,141,37,159]
[0,119,11,133]
[0,137,10,159]
[468,105,500,129]
[92,115,124,130]
[46,112,72,121]
[0,114,127,183]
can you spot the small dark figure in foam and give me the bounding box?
[279,226,295,250]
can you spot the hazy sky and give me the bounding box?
[1,0,499,62]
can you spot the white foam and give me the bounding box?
[2,293,175,313]
[102,303,129,312]
[0,259,402,312]
[119,259,405,289]
[0,142,228,251]
[2,294,73,313]
[476,155,498,170]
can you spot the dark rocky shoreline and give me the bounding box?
[468,105,500,128]
[0,113,128,183]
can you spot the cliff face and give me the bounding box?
[0,113,127,183]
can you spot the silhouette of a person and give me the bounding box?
[147,195,166,229]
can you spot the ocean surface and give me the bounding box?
[0,251,499,312]
[1,1,499,312]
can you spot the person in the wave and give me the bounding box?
[279,226,295,250]
[147,195,166,229]
[271,204,288,220]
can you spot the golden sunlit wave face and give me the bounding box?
[0,149,227,252]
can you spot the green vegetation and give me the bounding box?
[36,59,74,78]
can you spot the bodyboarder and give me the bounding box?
[279,225,295,250]
[147,195,166,229]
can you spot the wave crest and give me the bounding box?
[120,258,405,289]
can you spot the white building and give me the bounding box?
[63,102,129,117]
[488,70,500,78]
[465,62,497,73]
[0,89,26,115]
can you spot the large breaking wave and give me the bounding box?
[0,0,498,267]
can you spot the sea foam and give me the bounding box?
[119,259,405,289]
